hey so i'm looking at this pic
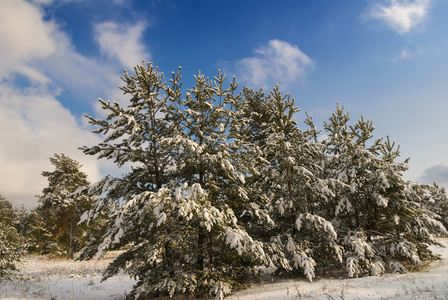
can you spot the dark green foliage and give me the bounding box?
[235,85,342,281]
[322,105,447,276]
[0,195,24,277]
[424,183,448,230]
[79,64,268,300]
[30,154,92,259]
[78,62,447,299]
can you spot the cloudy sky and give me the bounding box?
[1,0,447,209]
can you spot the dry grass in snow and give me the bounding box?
[0,251,136,300]
[230,238,448,300]
[1,240,448,299]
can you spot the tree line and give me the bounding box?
[1,62,448,300]
[1,154,102,276]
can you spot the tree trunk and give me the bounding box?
[68,218,74,260]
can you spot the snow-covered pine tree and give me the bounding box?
[0,195,24,278]
[77,62,182,295]
[27,205,61,254]
[231,87,277,240]
[424,183,448,230]
[33,154,91,259]
[322,105,447,277]
[79,63,268,300]
[236,86,342,282]
[15,205,31,238]
[161,70,270,298]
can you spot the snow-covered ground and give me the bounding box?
[231,238,448,300]
[1,239,448,300]
[0,251,136,300]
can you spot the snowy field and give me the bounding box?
[0,251,136,300]
[1,239,448,300]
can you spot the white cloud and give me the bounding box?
[0,0,119,95]
[0,0,57,83]
[94,21,150,69]
[397,49,411,60]
[0,85,102,210]
[421,163,448,187]
[388,45,424,62]
[0,0,148,209]
[390,48,413,61]
[234,39,314,89]
[31,0,86,4]
[365,0,432,34]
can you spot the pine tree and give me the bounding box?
[424,183,448,230]
[236,86,341,281]
[0,195,24,278]
[322,105,447,277]
[230,87,275,241]
[27,208,54,254]
[163,70,270,297]
[32,154,92,259]
[79,63,269,299]
[78,62,448,297]
[15,205,31,238]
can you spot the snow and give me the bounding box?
[0,252,136,300]
[1,239,448,300]
[229,238,448,300]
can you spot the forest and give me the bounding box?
[1,62,448,300]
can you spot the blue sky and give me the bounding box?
[1,0,447,209]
